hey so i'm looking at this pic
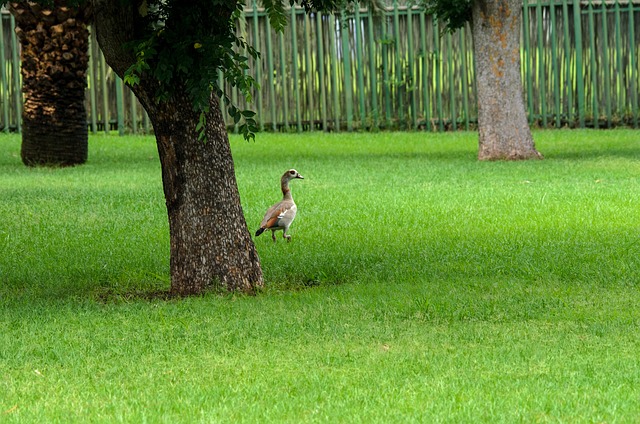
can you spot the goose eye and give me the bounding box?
[289,170,296,175]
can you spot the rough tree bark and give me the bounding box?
[471,0,543,160]
[147,92,263,295]
[90,0,263,295]
[9,1,91,166]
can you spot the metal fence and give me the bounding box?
[0,0,639,134]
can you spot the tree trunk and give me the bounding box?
[9,1,90,167]
[91,0,263,295]
[148,92,264,295]
[471,0,543,161]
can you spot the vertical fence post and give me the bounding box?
[550,0,562,128]
[88,31,98,134]
[523,0,534,124]
[381,15,392,128]
[10,15,21,133]
[628,1,638,127]
[392,0,403,127]
[291,6,302,132]
[600,0,611,127]
[572,0,585,127]
[266,16,277,131]
[587,0,598,128]
[315,13,328,131]
[459,29,470,130]
[328,14,340,131]
[614,1,624,119]
[340,11,354,130]
[561,0,573,124]
[115,76,124,135]
[419,10,430,131]
[143,109,150,133]
[446,32,455,130]
[407,4,417,129]
[433,17,444,131]
[100,52,109,133]
[354,4,366,128]
[0,14,10,132]
[367,9,379,129]
[535,0,547,127]
[278,31,290,131]
[304,13,314,130]
[130,90,137,133]
[252,0,264,131]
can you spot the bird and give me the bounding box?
[255,169,304,242]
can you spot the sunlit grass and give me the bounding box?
[0,129,639,422]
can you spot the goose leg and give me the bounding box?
[271,230,277,243]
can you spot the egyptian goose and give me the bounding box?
[255,169,304,242]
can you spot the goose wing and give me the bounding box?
[260,200,296,230]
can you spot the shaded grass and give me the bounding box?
[1,129,639,422]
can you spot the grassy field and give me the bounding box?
[1,129,639,422]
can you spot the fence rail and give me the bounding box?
[0,0,639,134]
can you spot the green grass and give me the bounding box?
[1,129,639,422]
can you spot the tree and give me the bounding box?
[90,0,263,295]
[9,1,91,166]
[426,0,543,160]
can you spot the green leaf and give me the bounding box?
[123,72,140,87]
[196,112,206,132]
[195,112,208,143]
[263,0,288,32]
[198,129,207,142]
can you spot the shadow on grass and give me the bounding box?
[92,287,177,303]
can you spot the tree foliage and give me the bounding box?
[122,0,261,141]
[122,0,380,141]
[423,0,473,32]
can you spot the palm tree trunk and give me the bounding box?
[9,2,91,166]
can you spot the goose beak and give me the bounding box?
[296,174,304,179]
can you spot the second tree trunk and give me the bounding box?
[471,0,543,161]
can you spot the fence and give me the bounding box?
[0,0,639,134]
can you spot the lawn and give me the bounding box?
[1,129,639,422]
